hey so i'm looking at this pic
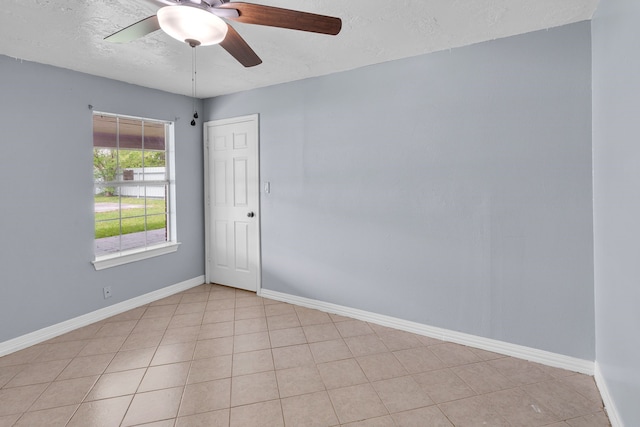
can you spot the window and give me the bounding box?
[92,112,178,270]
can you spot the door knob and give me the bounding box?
[247,212,255,218]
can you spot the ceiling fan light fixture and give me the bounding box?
[157,5,228,46]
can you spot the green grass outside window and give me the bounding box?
[95,195,167,239]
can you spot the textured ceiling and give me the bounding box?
[0,0,599,98]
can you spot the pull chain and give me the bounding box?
[191,45,198,126]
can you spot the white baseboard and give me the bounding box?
[0,276,205,357]
[259,289,594,375]
[594,363,624,427]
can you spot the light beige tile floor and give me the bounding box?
[0,284,610,426]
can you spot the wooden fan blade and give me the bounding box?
[218,2,341,35]
[104,15,160,43]
[220,25,262,67]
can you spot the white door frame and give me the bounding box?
[203,114,261,293]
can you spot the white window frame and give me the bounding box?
[92,112,179,270]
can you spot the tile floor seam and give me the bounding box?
[0,365,25,390]
[522,382,604,423]
[432,404,457,427]
[17,359,75,414]
[116,396,135,426]
[370,379,433,417]
[277,398,286,427]
[437,398,511,426]
[561,375,606,407]
[174,383,190,426]
[63,402,82,426]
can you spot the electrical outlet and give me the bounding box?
[103,286,112,299]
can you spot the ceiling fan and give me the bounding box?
[105,0,342,67]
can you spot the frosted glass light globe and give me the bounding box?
[157,5,228,46]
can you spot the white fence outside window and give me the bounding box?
[95,167,166,198]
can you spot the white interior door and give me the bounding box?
[204,114,260,292]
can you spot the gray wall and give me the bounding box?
[0,56,205,343]
[592,1,640,425]
[205,22,594,359]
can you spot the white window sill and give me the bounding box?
[92,242,181,271]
